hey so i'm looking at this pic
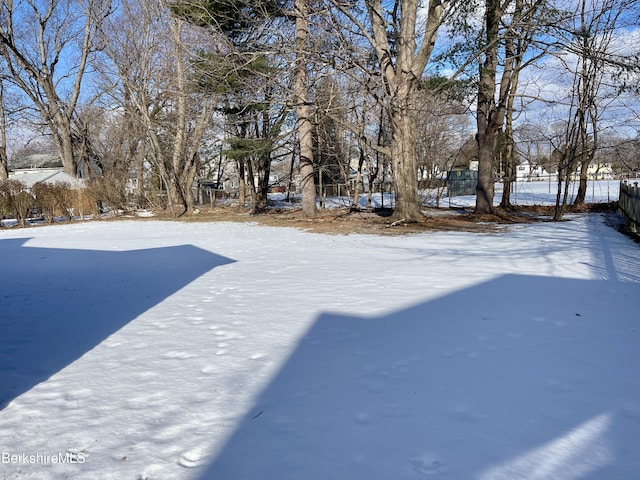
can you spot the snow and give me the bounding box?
[274,179,621,211]
[1,190,639,479]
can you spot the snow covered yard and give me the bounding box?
[0,213,639,480]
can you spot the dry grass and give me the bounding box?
[147,205,553,236]
[7,202,621,236]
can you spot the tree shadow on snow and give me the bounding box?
[0,238,234,410]
[197,274,639,480]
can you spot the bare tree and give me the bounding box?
[168,0,303,215]
[415,78,471,190]
[0,80,9,180]
[313,77,350,197]
[294,0,318,217]
[498,0,549,209]
[327,0,454,221]
[101,0,218,216]
[551,0,632,217]
[474,0,549,214]
[0,0,112,176]
[222,74,289,213]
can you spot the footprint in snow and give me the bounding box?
[161,351,193,360]
[355,412,371,425]
[447,403,487,422]
[410,453,446,476]
[178,448,207,468]
[63,388,93,401]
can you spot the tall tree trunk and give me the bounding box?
[0,83,9,181]
[253,104,276,213]
[389,82,422,220]
[351,144,365,210]
[554,144,578,221]
[254,152,272,213]
[361,0,449,221]
[575,163,589,205]
[169,19,189,216]
[238,160,247,208]
[245,158,257,210]
[47,101,77,176]
[476,0,541,213]
[500,82,518,210]
[499,22,522,211]
[554,167,566,221]
[294,0,317,217]
[475,0,502,214]
[500,165,513,209]
[135,146,146,203]
[286,148,295,202]
[476,129,497,213]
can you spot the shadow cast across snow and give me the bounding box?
[197,274,639,480]
[0,238,234,410]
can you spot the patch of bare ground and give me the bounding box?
[155,205,558,236]
[3,202,621,235]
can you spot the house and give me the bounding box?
[7,153,85,190]
[515,161,555,182]
[8,152,99,185]
[8,167,84,190]
[9,152,62,170]
[572,162,614,181]
[2,154,87,222]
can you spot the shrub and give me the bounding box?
[0,179,34,226]
[32,181,74,222]
[86,173,129,214]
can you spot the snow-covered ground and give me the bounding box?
[442,179,620,208]
[296,179,622,210]
[1,192,639,479]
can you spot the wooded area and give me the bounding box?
[1,0,639,222]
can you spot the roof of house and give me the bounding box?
[9,153,63,170]
[8,168,84,189]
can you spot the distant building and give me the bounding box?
[9,152,101,180]
[572,162,614,181]
[515,161,555,182]
[9,152,62,170]
[7,153,85,190]
[8,168,84,190]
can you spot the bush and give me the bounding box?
[32,181,74,222]
[0,179,34,226]
[86,173,129,214]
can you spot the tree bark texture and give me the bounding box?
[365,0,448,221]
[294,0,317,217]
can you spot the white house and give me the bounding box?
[572,162,614,180]
[515,161,554,181]
[8,153,85,190]
[8,167,84,190]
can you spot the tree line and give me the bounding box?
[1,0,639,222]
